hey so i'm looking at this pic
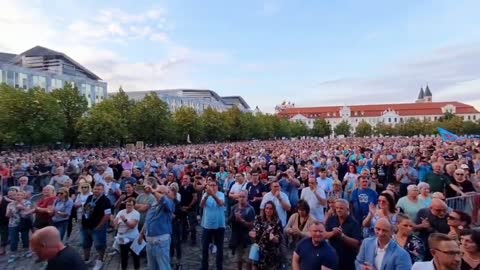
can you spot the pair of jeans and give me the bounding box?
[120,242,140,270]
[53,220,68,241]
[8,226,29,252]
[81,225,107,251]
[181,211,197,242]
[200,227,225,270]
[170,221,182,260]
[146,235,171,270]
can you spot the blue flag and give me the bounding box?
[437,127,459,141]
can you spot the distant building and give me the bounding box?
[276,85,480,134]
[122,89,252,114]
[0,46,107,107]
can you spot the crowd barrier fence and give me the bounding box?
[446,192,480,225]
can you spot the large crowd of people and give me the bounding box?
[0,137,480,270]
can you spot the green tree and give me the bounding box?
[355,121,372,137]
[224,107,249,141]
[334,120,351,137]
[461,121,480,135]
[130,92,173,145]
[310,119,332,137]
[374,122,397,136]
[0,85,64,145]
[435,116,463,134]
[173,107,203,143]
[200,107,229,142]
[109,87,135,144]
[51,84,88,146]
[290,120,309,137]
[77,99,127,146]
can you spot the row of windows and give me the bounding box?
[298,114,479,126]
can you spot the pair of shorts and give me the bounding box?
[81,226,107,251]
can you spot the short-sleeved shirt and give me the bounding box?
[246,182,267,215]
[179,184,196,207]
[50,175,70,191]
[295,238,338,270]
[81,194,111,229]
[300,187,326,222]
[350,188,378,223]
[260,192,291,227]
[201,191,226,229]
[46,246,87,270]
[116,209,140,239]
[325,215,362,270]
[424,173,450,193]
[136,193,156,224]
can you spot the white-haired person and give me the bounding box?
[417,182,432,208]
[396,185,423,220]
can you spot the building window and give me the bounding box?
[15,72,28,89]
[434,116,437,121]
[6,71,14,85]
[468,115,471,120]
[32,75,47,90]
[0,69,3,83]
[394,118,397,122]
[51,78,63,90]
[388,118,391,123]
[474,115,477,120]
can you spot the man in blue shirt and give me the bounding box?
[200,179,226,270]
[292,221,338,270]
[139,185,174,270]
[350,176,378,224]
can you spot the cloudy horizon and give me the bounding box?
[1,0,479,113]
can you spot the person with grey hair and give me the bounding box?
[356,217,412,270]
[325,198,362,270]
[417,182,432,208]
[228,189,255,270]
[396,159,419,197]
[396,184,424,220]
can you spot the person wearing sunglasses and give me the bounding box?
[447,210,471,241]
[412,233,462,270]
[52,187,74,242]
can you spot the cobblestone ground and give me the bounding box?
[0,223,293,270]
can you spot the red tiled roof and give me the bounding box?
[277,101,479,118]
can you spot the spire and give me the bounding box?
[424,84,432,97]
[417,87,425,99]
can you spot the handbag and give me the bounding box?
[248,243,261,262]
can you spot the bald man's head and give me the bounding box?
[30,226,64,260]
[430,198,448,218]
[375,217,394,244]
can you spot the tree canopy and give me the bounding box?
[0,83,479,148]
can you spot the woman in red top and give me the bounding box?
[33,185,56,230]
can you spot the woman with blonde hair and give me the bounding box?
[52,187,73,241]
[33,185,56,230]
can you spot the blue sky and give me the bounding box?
[1,0,480,112]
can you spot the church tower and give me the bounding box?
[416,87,425,103]
[424,84,432,102]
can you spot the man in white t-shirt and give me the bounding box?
[301,175,327,222]
[260,181,291,227]
[228,174,248,202]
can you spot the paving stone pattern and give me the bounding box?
[0,223,292,270]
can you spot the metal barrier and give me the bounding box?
[446,192,480,225]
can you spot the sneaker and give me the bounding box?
[7,254,16,263]
[107,250,118,257]
[24,251,33,258]
[93,259,104,270]
[209,243,217,254]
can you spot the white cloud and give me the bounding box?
[0,1,225,94]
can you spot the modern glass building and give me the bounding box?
[123,89,252,114]
[0,46,107,107]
